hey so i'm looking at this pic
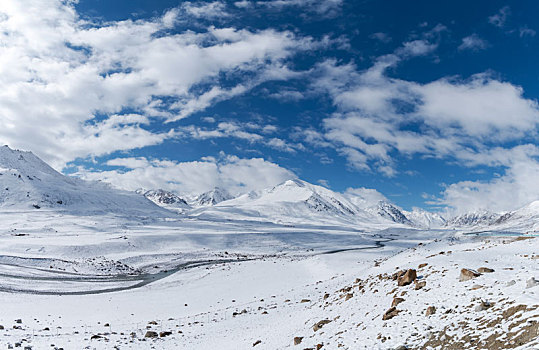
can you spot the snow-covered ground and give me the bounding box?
[0,147,537,349]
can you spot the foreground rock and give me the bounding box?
[397,269,417,286]
[459,268,481,282]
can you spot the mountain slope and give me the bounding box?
[189,179,408,228]
[194,187,233,206]
[0,146,166,215]
[139,189,190,211]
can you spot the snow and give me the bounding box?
[0,147,537,349]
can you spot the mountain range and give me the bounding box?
[0,146,537,232]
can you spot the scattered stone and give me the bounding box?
[148,321,158,325]
[159,331,172,337]
[391,297,405,307]
[382,307,400,320]
[300,299,311,303]
[394,346,408,350]
[526,277,539,288]
[475,300,492,312]
[425,306,436,316]
[397,269,417,286]
[15,319,22,324]
[316,344,323,349]
[90,335,103,340]
[459,268,481,282]
[0,325,3,330]
[103,323,110,327]
[392,270,406,281]
[418,263,428,269]
[414,281,426,290]
[323,293,330,300]
[345,293,353,301]
[253,340,262,347]
[313,319,332,331]
[471,284,483,290]
[145,331,158,338]
[294,336,303,345]
[477,267,494,273]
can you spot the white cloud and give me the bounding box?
[458,34,489,51]
[80,154,296,195]
[181,1,229,19]
[519,27,536,38]
[0,0,313,168]
[370,32,392,43]
[488,6,510,28]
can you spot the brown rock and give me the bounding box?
[418,263,428,269]
[382,307,400,320]
[459,268,481,282]
[300,299,311,303]
[159,331,172,337]
[477,267,494,273]
[345,293,353,301]
[316,344,324,350]
[391,297,405,307]
[414,281,426,290]
[144,331,158,338]
[293,337,303,345]
[392,270,406,281]
[313,319,332,331]
[397,269,417,286]
[323,293,330,300]
[425,306,436,316]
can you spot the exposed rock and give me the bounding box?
[144,331,158,338]
[397,269,417,286]
[345,293,353,301]
[418,263,428,269]
[382,307,400,320]
[475,300,492,311]
[477,267,495,273]
[526,277,539,288]
[459,268,481,282]
[316,344,323,349]
[323,293,330,300]
[414,281,426,290]
[300,299,311,303]
[392,270,406,281]
[391,297,405,307]
[425,306,436,316]
[159,331,172,337]
[293,336,303,345]
[253,340,262,347]
[313,319,331,331]
[148,321,158,325]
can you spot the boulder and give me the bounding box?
[382,307,400,320]
[459,268,481,282]
[391,297,405,307]
[293,337,303,345]
[313,319,331,331]
[425,306,436,316]
[397,269,417,286]
[477,267,494,273]
[144,331,158,338]
[414,281,426,290]
[159,331,172,337]
[418,263,428,269]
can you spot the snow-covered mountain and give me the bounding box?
[404,208,446,228]
[0,146,166,215]
[138,189,190,211]
[193,187,233,207]
[444,210,502,228]
[367,201,412,226]
[189,179,410,228]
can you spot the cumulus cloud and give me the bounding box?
[0,0,313,168]
[458,34,489,51]
[79,154,296,195]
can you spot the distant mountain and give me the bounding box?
[444,210,501,228]
[189,179,412,228]
[0,146,166,215]
[194,187,233,206]
[404,208,446,228]
[367,201,412,226]
[139,189,190,210]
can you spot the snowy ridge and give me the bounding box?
[193,187,233,207]
[139,189,190,210]
[0,146,167,215]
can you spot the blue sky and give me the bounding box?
[1,0,538,213]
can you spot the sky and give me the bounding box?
[0,0,538,214]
